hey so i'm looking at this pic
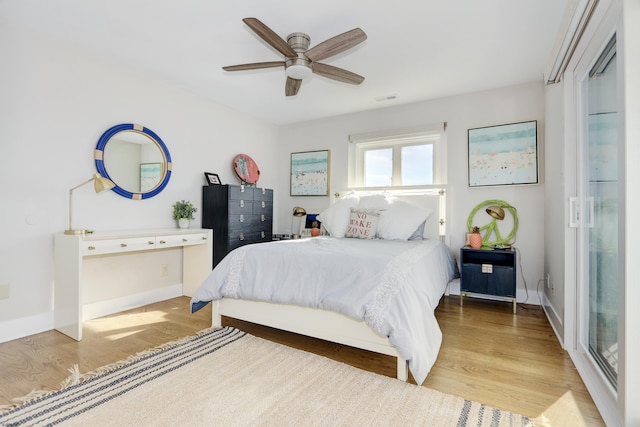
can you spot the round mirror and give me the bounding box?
[94,124,172,199]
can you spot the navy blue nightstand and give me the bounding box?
[460,247,517,313]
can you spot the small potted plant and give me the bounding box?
[173,200,197,229]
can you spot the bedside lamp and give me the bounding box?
[291,206,307,239]
[65,173,115,235]
[485,205,506,220]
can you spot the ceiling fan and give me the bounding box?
[223,18,367,96]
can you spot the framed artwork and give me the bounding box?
[140,163,162,192]
[204,172,221,185]
[468,120,538,187]
[290,150,330,196]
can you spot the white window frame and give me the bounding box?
[348,123,447,189]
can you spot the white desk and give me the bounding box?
[54,228,212,341]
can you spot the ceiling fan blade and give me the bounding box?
[305,28,367,62]
[312,63,364,85]
[285,77,302,96]
[222,61,285,71]
[243,18,297,58]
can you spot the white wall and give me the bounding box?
[0,22,278,341]
[276,82,546,305]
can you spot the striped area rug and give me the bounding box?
[0,327,533,426]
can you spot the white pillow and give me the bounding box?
[357,194,391,210]
[345,209,380,239]
[316,195,359,237]
[377,200,433,240]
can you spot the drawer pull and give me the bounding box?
[240,184,245,192]
[261,214,265,222]
[261,188,266,195]
[87,246,96,251]
[202,236,207,240]
[182,238,188,242]
[239,215,244,222]
[239,233,245,241]
[120,243,128,248]
[240,200,245,208]
[261,231,265,238]
[148,241,154,245]
[261,201,266,208]
[159,240,166,244]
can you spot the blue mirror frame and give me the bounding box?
[94,123,172,199]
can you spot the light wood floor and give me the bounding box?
[0,296,604,426]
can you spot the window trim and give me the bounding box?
[348,123,446,188]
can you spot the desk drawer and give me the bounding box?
[156,232,209,248]
[81,236,155,255]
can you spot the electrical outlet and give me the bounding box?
[0,283,9,299]
[160,264,169,277]
[546,274,551,288]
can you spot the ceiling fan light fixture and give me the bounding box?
[285,56,312,79]
[285,64,312,79]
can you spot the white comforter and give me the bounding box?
[190,237,458,384]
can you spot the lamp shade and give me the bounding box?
[485,205,505,220]
[292,206,307,217]
[93,173,116,193]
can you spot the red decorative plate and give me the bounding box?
[233,154,260,184]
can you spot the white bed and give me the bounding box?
[191,188,457,384]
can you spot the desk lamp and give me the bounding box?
[65,173,115,235]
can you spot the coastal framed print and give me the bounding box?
[290,150,330,196]
[468,120,538,187]
[140,163,162,192]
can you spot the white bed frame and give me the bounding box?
[212,187,448,381]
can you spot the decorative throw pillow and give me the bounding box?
[377,200,433,240]
[345,209,380,239]
[316,195,359,238]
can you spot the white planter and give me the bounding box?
[178,218,191,229]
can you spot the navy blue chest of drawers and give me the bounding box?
[202,185,273,267]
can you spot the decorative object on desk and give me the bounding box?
[467,200,518,248]
[290,150,330,196]
[311,221,320,237]
[469,226,482,249]
[204,172,221,185]
[291,206,307,239]
[233,154,260,185]
[468,120,538,187]
[64,173,115,235]
[173,200,197,229]
[95,123,172,200]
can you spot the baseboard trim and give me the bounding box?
[83,284,183,321]
[0,285,184,344]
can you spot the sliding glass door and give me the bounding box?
[579,34,619,388]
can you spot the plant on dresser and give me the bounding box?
[202,185,273,267]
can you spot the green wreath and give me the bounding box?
[467,199,518,247]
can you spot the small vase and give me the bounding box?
[469,232,482,249]
[311,227,320,237]
[178,218,190,229]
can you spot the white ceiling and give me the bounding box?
[2,0,570,125]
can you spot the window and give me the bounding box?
[349,124,446,188]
